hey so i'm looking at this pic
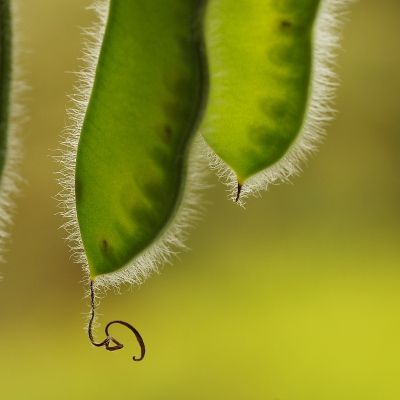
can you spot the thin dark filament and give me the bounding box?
[235,182,242,203]
[88,280,145,361]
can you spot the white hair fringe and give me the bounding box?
[200,0,353,207]
[56,0,208,303]
[57,0,352,303]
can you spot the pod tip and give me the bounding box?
[234,182,242,203]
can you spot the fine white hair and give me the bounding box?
[56,0,207,308]
[200,0,353,207]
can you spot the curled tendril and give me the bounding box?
[88,281,145,361]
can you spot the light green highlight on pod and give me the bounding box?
[75,0,207,279]
[201,0,320,185]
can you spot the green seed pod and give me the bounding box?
[0,0,23,259]
[200,0,351,203]
[59,0,207,290]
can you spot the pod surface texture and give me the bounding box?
[75,0,206,278]
[201,0,321,184]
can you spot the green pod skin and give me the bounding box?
[0,0,12,181]
[201,0,321,187]
[0,0,24,258]
[75,0,206,279]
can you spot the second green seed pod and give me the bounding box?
[200,0,348,201]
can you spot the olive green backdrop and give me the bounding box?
[0,0,399,398]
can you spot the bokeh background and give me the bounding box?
[1,0,399,398]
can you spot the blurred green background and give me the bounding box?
[1,0,400,398]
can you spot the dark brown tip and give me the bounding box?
[234,183,242,203]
